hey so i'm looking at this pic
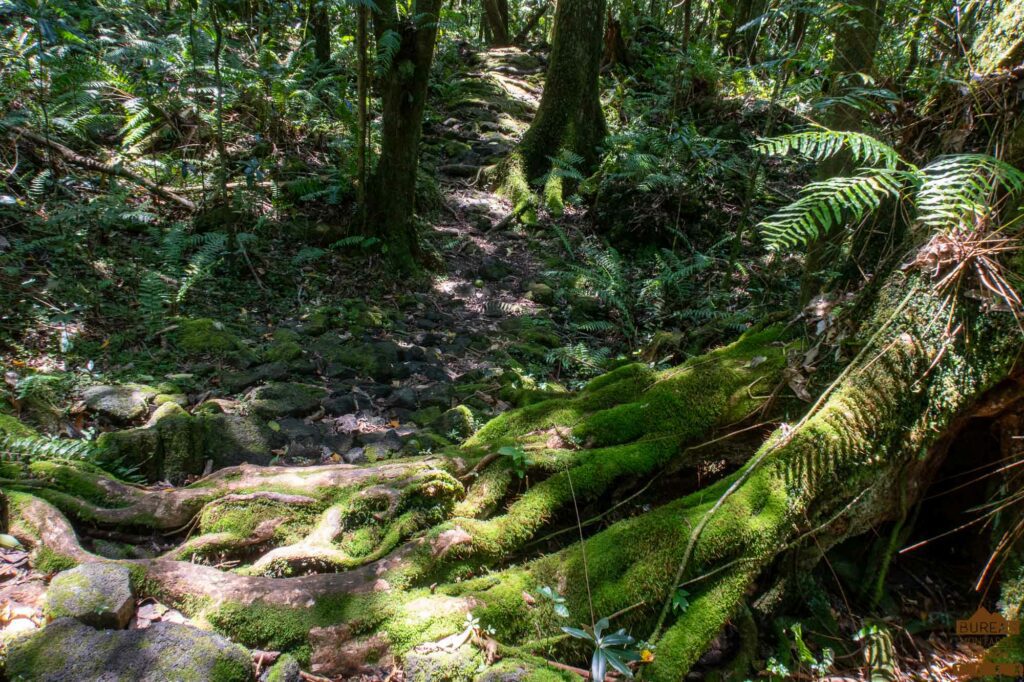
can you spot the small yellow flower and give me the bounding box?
[640,649,655,664]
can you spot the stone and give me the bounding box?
[322,392,373,415]
[145,401,187,427]
[221,362,290,393]
[82,384,157,423]
[403,644,482,682]
[343,447,367,464]
[246,382,326,418]
[44,563,135,629]
[174,318,244,356]
[417,383,454,409]
[436,405,475,440]
[524,281,555,304]
[477,256,511,281]
[386,387,418,409]
[153,393,188,407]
[5,618,253,681]
[263,653,301,682]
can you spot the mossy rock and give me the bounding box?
[5,618,253,681]
[0,412,37,438]
[82,384,158,424]
[154,393,189,407]
[266,653,302,682]
[221,362,289,394]
[44,563,135,629]
[301,308,336,336]
[246,382,326,418]
[642,330,685,363]
[97,412,278,482]
[311,338,400,380]
[524,281,555,304]
[146,401,187,426]
[435,406,475,441]
[403,644,483,682]
[497,318,560,348]
[265,340,303,363]
[174,318,244,356]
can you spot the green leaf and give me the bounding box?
[672,588,690,614]
[0,533,23,549]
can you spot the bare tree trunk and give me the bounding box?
[310,0,332,66]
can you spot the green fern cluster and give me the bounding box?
[756,127,1024,249]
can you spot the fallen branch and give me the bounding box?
[8,126,197,211]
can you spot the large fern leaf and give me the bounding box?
[916,154,1024,227]
[756,127,904,170]
[759,169,905,248]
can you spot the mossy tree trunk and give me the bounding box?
[501,0,607,209]
[364,0,442,272]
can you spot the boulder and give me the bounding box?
[82,384,157,424]
[246,382,326,418]
[44,563,134,629]
[5,618,253,681]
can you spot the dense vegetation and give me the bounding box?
[1,0,1023,680]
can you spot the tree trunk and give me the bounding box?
[500,0,607,208]
[482,0,511,45]
[309,0,332,66]
[364,0,443,272]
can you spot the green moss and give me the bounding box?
[34,546,78,573]
[175,318,243,355]
[0,412,38,438]
[265,654,301,682]
[265,338,304,362]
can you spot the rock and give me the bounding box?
[265,340,303,363]
[82,384,157,423]
[417,383,454,409]
[154,393,189,407]
[5,618,253,681]
[403,644,482,682]
[311,338,399,381]
[309,624,393,677]
[174,318,245,356]
[97,412,277,482]
[221,362,290,393]
[343,447,366,464]
[436,405,475,440]
[263,653,301,682]
[44,563,135,629]
[477,256,511,281]
[246,382,326,418]
[524,281,555,304]
[145,400,187,427]
[322,392,373,415]
[386,387,418,409]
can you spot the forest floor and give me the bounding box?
[0,47,1000,682]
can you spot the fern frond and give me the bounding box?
[916,154,1024,227]
[759,169,905,249]
[756,127,903,170]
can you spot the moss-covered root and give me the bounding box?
[1,457,459,530]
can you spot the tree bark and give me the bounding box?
[309,0,332,66]
[482,0,511,45]
[364,0,443,272]
[500,0,607,207]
